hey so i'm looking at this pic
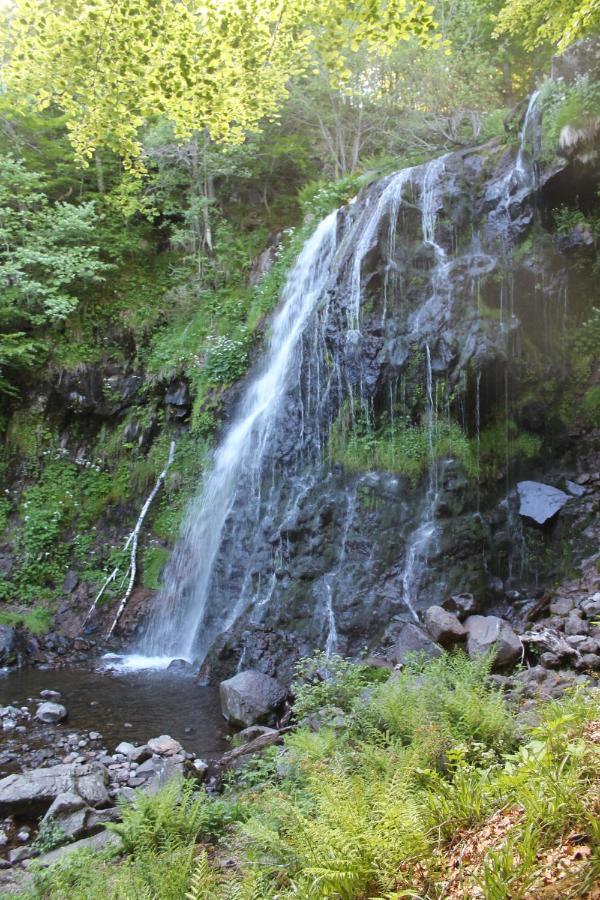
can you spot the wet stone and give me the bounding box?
[35,703,68,724]
[517,481,570,525]
[549,598,574,616]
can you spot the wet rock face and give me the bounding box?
[51,365,144,418]
[0,629,19,669]
[197,115,600,679]
[142,41,600,683]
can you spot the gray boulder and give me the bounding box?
[36,702,67,724]
[0,762,109,816]
[424,606,466,648]
[0,626,18,667]
[442,592,479,620]
[133,756,184,794]
[386,623,443,667]
[147,735,183,756]
[36,829,122,867]
[517,481,570,525]
[464,615,523,668]
[549,597,574,616]
[219,670,286,727]
[40,690,62,702]
[236,725,278,744]
[41,792,88,841]
[114,741,136,757]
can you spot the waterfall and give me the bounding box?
[130,159,454,667]
[488,90,541,238]
[117,99,555,672]
[140,212,339,662]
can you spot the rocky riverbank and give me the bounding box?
[0,530,598,893]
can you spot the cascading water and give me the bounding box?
[140,212,339,662]
[134,160,452,667]
[126,90,575,674]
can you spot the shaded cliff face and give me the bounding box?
[186,68,600,682]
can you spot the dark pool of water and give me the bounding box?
[0,665,232,761]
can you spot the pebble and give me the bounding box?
[39,690,62,702]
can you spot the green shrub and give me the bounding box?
[329,415,475,482]
[141,545,170,590]
[0,607,52,634]
[581,386,600,428]
[541,75,600,160]
[203,335,249,385]
[292,651,388,720]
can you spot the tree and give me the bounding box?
[1,0,440,170]
[495,0,600,51]
[0,155,112,396]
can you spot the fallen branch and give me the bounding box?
[215,726,295,774]
[107,440,176,637]
[82,532,134,627]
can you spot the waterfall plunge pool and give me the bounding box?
[0,663,232,773]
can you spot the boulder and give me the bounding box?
[114,741,136,757]
[564,614,589,636]
[0,626,18,667]
[517,481,570,525]
[36,829,122,867]
[0,762,109,816]
[147,735,183,756]
[442,592,479,620]
[41,791,89,841]
[236,725,278,744]
[549,597,574,616]
[62,570,79,593]
[36,702,68,724]
[219,670,287,727]
[167,658,194,674]
[128,745,152,764]
[464,615,523,668]
[386,623,443,667]
[133,756,184,794]
[565,480,586,497]
[424,606,466,647]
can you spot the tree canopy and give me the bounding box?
[495,0,600,51]
[1,0,440,168]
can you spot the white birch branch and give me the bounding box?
[108,440,176,637]
[82,531,134,626]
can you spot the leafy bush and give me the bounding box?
[541,75,600,160]
[298,174,365,219]
[329,414,476,482]
[581,386,600,428]
[141,546,171,590]
[31,818,66,853]
[292,651,388,720]
[203,335,249,386]
[0,607,52,635]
